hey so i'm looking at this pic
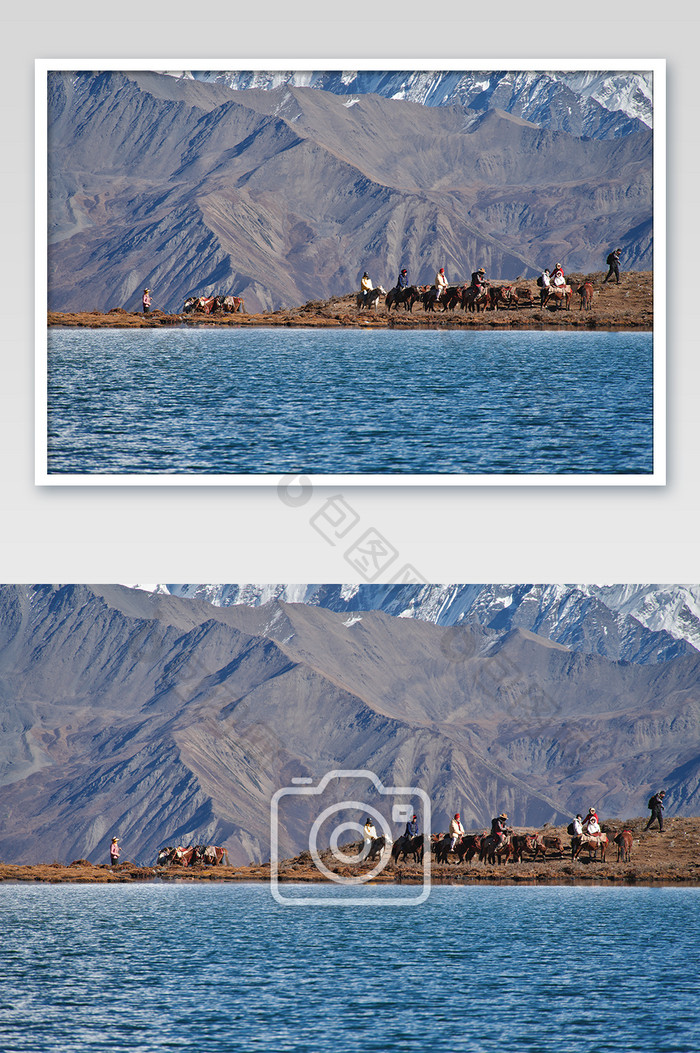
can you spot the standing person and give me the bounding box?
[603,248,622,284]
[645,790,666,831]
[435,267,448,301]
[449,812,465,851]
[142,288,152,313]
[397,268,409,290]
[360,271,373,307]
[109,837,121,866]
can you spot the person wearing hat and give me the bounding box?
[449,812,465,850]
[142,288,152,314]
[109,837,121,867]
[471,266,487,290]
[397,268,409,291]
[435,266,448,301]
[604,247,622,284]
[360,271,374,307]
[645,790,666,831]
[583,808,600,835]
[551,263,566,288]
[363,817,378,849]
[491,812,509,845]
[404,813,419,838]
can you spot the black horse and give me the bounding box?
[386,285,421,312]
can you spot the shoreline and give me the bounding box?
[1,863,698,887]
[47,272,653,333]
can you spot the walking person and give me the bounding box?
[603,248,622,284]
[142,288,152,313]
[645,790,666,831]
[109,836,121,867]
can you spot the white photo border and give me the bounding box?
[36,58,666,487]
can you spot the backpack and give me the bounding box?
[567,821,576,836]
[536,275,544,287]
[648,796,656,810]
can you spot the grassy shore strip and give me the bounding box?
[47,273,653,333]
[2,816,697,886]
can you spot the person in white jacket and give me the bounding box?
[449,812,465,850]
[360,272,374,307]
[435,267,448,301]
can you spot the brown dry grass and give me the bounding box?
[47,272,652,332]
[2,815,698,886]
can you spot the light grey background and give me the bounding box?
[4,3,696,584]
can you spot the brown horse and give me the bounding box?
[573,832,609,862]
[615,830,633,862]
[578,282,594,310]
[462,286,489,313]
[488,285,513,311]
[480,830,514,865]
[542,285,573,310]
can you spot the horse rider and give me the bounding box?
[404,813,419,838]
[582,808,600,835]
[363,817,378,849]
[551,264,566,288]
[435,266,448,301]
[397,268,409,291]
[142,288,152,314]
[491,812,508,845]
[471,267,487,290]
[449,812,465,850]
[360,271,374,307]
[604,248,622,284]
[645,790,666,831]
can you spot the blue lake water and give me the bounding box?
[45,327,654,476]
[1,883,698,1052]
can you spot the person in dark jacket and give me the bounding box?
[603,248,622,284]
[645,790,666,831]
[405,813,419,838]
[491,812,508,844]
[397,268,409,290]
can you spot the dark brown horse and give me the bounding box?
[615,830,633,862]
[578,282,594,310]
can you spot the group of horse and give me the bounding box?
[183,294,245,315]
[156,844,230,867]
[359,280,595,315]
[365,825,633,867]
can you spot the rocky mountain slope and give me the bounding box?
[1,585,698,867]
[47,70,653,313]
